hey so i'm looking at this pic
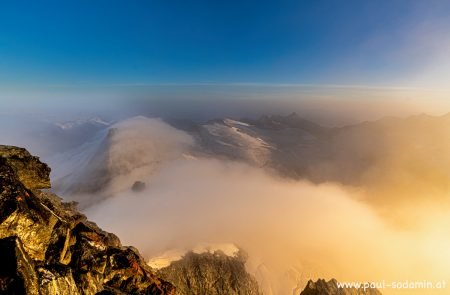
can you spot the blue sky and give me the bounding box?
[1,0,450,88]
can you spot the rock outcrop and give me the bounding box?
[0,146,51,190]
[155,250,261,295]
[131,181,146,193]
[0,145,175,295]
[300,279,382,295]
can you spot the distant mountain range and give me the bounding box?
[37,112,449,211]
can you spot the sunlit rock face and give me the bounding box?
[0,145,175,295]
[0,145,51,190]
[150,246,261,295]
[299,279,382,295]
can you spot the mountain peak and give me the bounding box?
[154,248,261,295]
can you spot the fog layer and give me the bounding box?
[72,118,450,295]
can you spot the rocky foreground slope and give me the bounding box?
[0,145,175,294]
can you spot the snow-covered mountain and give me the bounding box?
[173,112,450,189]
[197,118,273,166]
[0,115,112,158]
[49,116,194,207]
[54,117,110,130]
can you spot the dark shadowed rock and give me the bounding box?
[300,279,382,295]
[132,181,146,193]
[0,145,175,295]
[0,236,38,295]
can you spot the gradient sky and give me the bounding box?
[1,0,450,88]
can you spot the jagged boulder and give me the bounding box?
[300,279,382,295]
[0,145,175,295]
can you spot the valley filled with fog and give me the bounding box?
[1,103,449,295]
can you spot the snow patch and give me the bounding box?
[224,118,251,127]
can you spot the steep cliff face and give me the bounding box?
[0,145,175,295]
[154,250,261,295]
[300,279,382,295]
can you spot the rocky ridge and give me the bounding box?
[0,145,175,295]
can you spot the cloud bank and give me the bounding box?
[75,119,450,295]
